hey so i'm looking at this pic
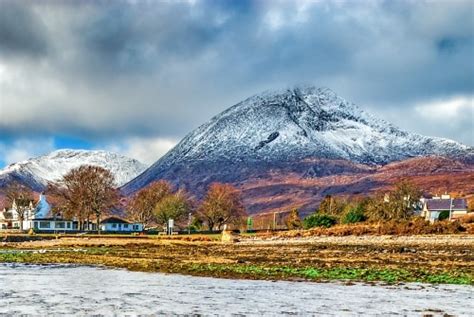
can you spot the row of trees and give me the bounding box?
[2,163,249,232]
[4,168,429,233]
[126,181,246,231]
[300,180,424,229]
[3,165,248,233]
[2,166,118,231]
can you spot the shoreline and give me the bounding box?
[2,263,471,316]
[1,234,473,285]
[1,261,473,291]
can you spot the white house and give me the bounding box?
[0,209,20,230]
[422,195,469,222]
[1,194,143,233]
[100,216,143,232]
[26,218,77,232]
[0,199,32,230]
[22,194,77,232]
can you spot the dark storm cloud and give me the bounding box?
[76,2,223,74]
[0,0,472,159]
[0,1,49,58]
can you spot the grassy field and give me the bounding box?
[1,233,473,285]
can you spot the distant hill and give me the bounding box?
[0,149,147,192]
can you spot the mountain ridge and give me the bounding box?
[0,149,147,191]
[122,86,473,197]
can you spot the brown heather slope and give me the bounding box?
[239,156,474,215]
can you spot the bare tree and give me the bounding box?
[198,183,247,231]
[5,182,34,230]
[318,195,347,217]
[285,208,302,230]
[47,168,89,230]
[388,180,422,219]
[366,180,422,222]
[45,186,70,219]
[127,180,172,229]
[83,166,118,233]
[48,165,118,232]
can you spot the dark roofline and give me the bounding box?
[30,218,73,221]
[425,198,468,211]
[101,216,131,224]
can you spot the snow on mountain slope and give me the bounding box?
[122,86,473,194]
[0,149,147,191]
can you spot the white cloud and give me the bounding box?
[0,0,472,149]
[415,96,474,120]
[0,138,55,165]
[106,137,178,165]
[381,95,474,146]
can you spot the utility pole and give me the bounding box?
[188,212,191,234]
[449,198,454,221]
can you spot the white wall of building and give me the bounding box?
[100,222,143,232]
[23,220,76,231]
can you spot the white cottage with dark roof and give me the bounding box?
[100,216,143,232]
[422,195,469,222]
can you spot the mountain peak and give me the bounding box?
[121,86,472,195]
[0,149,147,191]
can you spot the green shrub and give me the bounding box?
[303,213,337,229]
[342,208,366,224]
[438,210,450,221]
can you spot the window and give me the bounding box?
[55,222,65,229]
[112,223,117,228]
[67,222,71,229]
[124,224,129,229]
[39,221,51,229]
[34,222,39,229]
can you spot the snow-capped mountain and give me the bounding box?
[122,86,473,195]
[0,149,147,191]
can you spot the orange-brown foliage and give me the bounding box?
[269,218,467,237]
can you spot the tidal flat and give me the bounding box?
[1,263,473,316]
[0,234,473,285]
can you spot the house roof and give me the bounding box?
[426,198,468,211]
[31,217,71,221]
[0,211,14,220]
[101,216,131,224]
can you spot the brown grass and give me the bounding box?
[264,218,467,238]
[1,234,472,284]
[459,214,474,224]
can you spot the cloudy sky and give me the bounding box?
[0,0,473,168]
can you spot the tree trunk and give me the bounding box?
[96,212,101,235]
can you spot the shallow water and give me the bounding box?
[0,263,472,316]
